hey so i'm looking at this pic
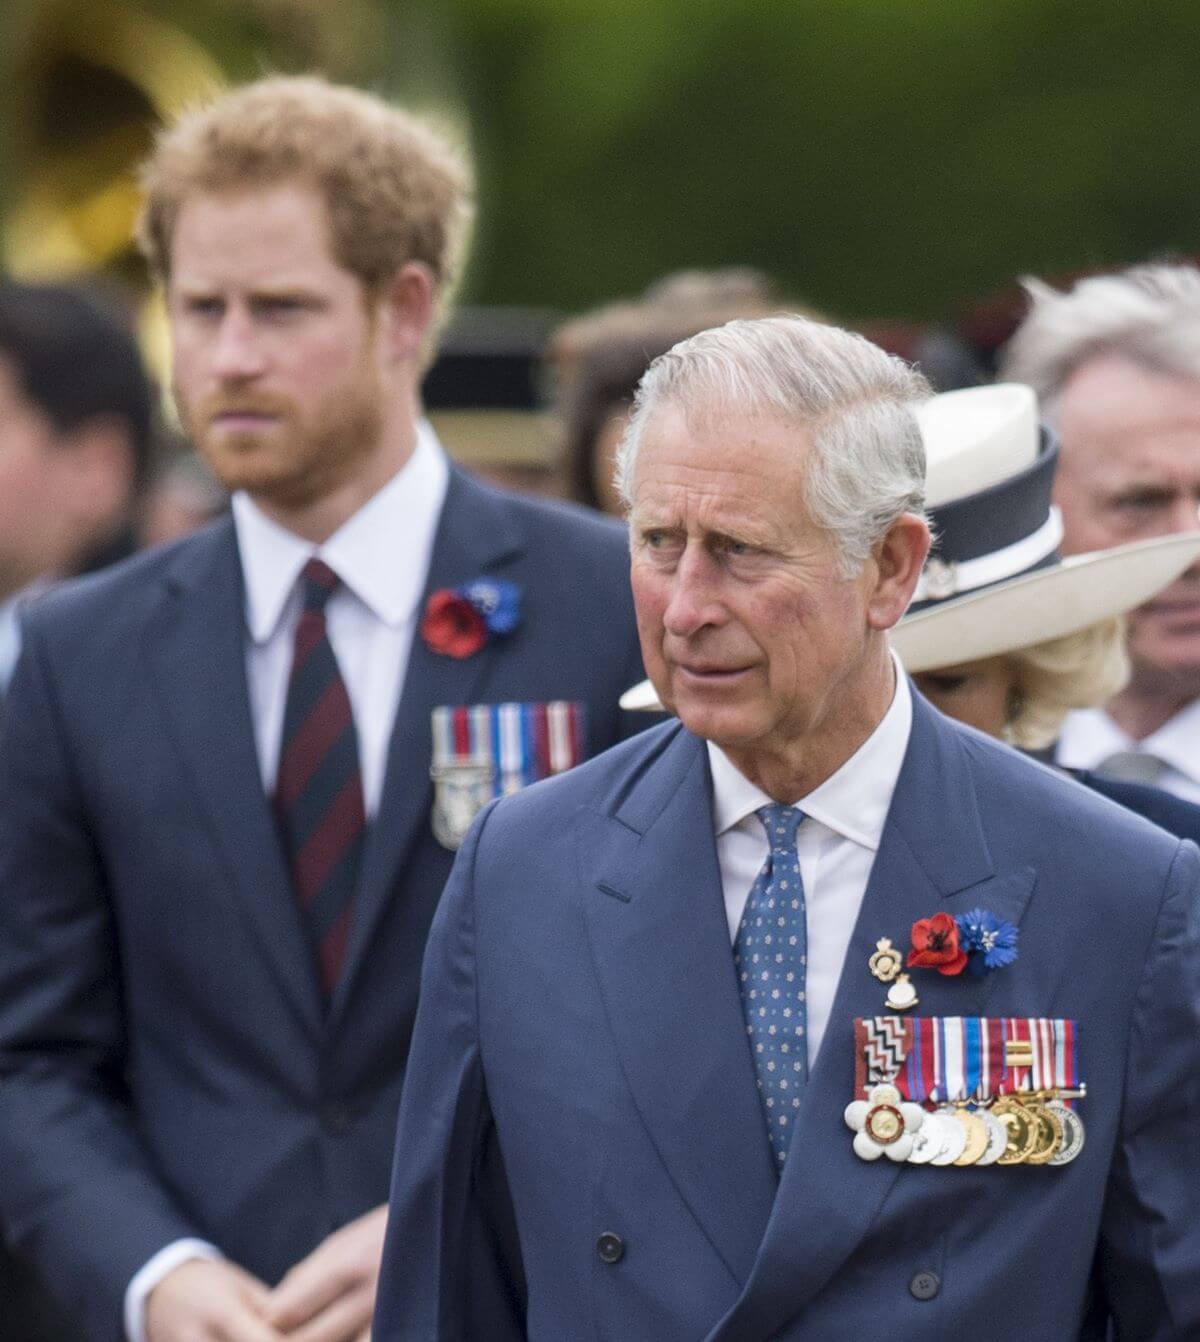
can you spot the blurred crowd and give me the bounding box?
[1,69,1199,1342]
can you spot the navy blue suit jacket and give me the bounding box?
[0,469,649,1341]
[376,693,1200,1340]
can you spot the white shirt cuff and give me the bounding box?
[124,1238,223,1342]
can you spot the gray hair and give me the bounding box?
[615,315,932,576]
[1001,264,1200,410]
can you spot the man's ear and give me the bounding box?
[866,512,931,632]
[375,261,437,365]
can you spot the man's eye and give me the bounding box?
[1113,490,1171,511]
[920,673,969,693]
[185,298,222,317]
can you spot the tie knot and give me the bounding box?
[299,558,341,613]
[756,803,804,851]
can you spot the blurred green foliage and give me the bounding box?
[5,0,1199,322]
[439,0,1200,319]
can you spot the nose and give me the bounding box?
[210,307,266,381]
[662,545,724,638]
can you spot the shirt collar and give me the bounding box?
[232,420,449,644]
[707,653,913,852]
[1058,700,1200,785]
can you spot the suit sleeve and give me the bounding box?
[0,622,200,1340]
[374,802,525,1341]
[1097,838,1200,1339]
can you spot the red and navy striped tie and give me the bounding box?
[274,558,365,1002]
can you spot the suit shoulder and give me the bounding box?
[22,520,230,642]
[954,720,1184,865]
[465,474,628,558]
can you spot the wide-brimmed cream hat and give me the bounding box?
[892,383,1200,673]
[619,382,1200,709]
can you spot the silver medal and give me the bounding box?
[974,1109,1009,1166]
[929,1106,968,1165]
[906,1111,944,1164]
[1046,1100,1085,1166]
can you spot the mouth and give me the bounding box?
[673,663,754,685]
[209,411,281,432]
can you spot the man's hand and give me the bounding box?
[146,1259,284,1342]
[262,1204,388,1342]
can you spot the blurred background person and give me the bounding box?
[547,268,799,514]
[890,383,1200,840]
[139,443,227,549]
[0,280,154,700]
[1001,265,1200,799]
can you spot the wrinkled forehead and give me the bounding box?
[628,400,814,531]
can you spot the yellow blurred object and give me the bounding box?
[4,0,223,280]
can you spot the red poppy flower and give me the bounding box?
[907,912,968,976]
[421,589,487,659]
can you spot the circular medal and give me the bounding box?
[974,1108,1009,1166]
[1024,1103,1064,1166]
[865,1103,904,1146]
[994,1098,1039,1165]
[929,1106,968,1165]
[906,1111,945,1164]
[952,1110,991,1167]
[1046,1101,1086,1166]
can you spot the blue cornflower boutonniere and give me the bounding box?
[954,907,1019,978]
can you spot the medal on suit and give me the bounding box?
[430,702,586,849]
[850,1014,1085,1170]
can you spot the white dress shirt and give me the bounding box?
[1057,701,1200,804]
[124,423,449,1340]
[707,659,912,1072]
[0,594,22,693]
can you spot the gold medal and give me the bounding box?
[952,1109,991,1167]
[1023,1101,1064,1166]
[993,1097,1039,1165]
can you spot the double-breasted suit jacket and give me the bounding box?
[376,691,1200,1341]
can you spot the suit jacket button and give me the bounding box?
[596,1232,625,1264]
[909,1270,940,1301]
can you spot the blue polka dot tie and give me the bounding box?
[734,804,808,1171]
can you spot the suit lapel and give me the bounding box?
[712,696,1038,1339]
[143,521,323,1037]
[332,471,523,1018]
[582,728,778,1290]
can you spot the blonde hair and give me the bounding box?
[1006,618,1130,749]
[138,75,474,327]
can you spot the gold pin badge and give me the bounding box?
[869,937,903,983]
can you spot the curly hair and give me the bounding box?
[138,75,473,331]
[1006,618,1130,749]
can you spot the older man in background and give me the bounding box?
[1002,264,1200,799]
[377,316,1200,1340]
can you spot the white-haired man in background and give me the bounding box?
[1002,264,1200,799]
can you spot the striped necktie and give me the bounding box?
[274,558,366,1001]
[734,803,808,1172]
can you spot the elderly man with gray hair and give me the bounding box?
[375,316,1200,1341]
[1002,264,1200,799]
